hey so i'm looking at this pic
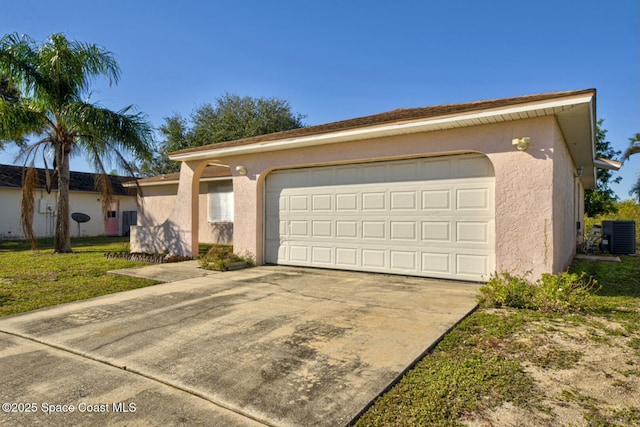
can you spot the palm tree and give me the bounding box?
[0,76,20,102]
[0,76,23,147]
[624,133,640,202]
[624,133,640,160]
[0,33,152,251]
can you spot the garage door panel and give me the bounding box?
[362,221,385,239]
[290,221,309,237]
[422,252,452,274]
[456,221,489,243]
[335,166,359,185]
[289,195,309,211]
[390,161,418,181]
[289,245,309,262]
[336,247,358,266]
[362,192,385,210]
[456,156,494,178]
[311,169,334,186]
[390,221,417,241]
[265,154,495,281]
[265,192,282,215]
[391,191,417,210]
[362,249,386,268]
[336,193,358,211]
[311,246,332,264]
[311,220,332,237]
[420,158,451,180]
[311,194,332,210]
[390,250,417,271]
[456,188,489,210]
[422,221,451,242]
[336,221,358,238]
[422,190,451,210]
[361,163,388,183]
[265,218,282,240]
[456,253,490,277]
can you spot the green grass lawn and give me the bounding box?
[1,237,638,425]
[0,237,160,317]
[356,255,640,426]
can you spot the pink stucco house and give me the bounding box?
[131,89,620,281]
[128,165,233,246]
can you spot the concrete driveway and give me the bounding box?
[0,266,480,426]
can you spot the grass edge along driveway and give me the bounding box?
[1,238,638,426]
[0,237,160,317]
[356,255,640,426]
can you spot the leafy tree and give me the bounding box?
[624,132,640,202]
[584,120,622,217]
[137,114,189,177]
[0,33,153,251]
[139,93,305,176]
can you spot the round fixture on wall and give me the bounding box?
[236,165,248,176]
[511,137,530,151]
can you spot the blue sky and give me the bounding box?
[2,0,639,199]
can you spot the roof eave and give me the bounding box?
[123,175,232,188]
[169,93,597,163]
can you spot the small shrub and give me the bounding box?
[534,272,600,312]
[478,272,537,309]
[198,245,255,271]
[479,271,599,313]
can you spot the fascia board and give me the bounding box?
[169,94,595,162]
[123,176,232,188]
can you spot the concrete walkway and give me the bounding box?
[0,264,480,426]
[108,259,222,282]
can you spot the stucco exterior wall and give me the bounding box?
[137,181,233,246]
[552,120,580,272]
[219,116,561,279]
[0,188,136,239]
[132,114,587,280]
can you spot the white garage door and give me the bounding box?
[265,154,495,281]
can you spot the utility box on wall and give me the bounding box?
[601,221,636,254]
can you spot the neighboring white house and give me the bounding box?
[0,164,138,239]
[126,165,233,246]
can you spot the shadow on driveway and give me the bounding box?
[0,266,480,426]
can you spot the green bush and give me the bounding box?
[584,199,640,243]
[479,271,600,313]
[477,272,537,309]
[198,245,255,271]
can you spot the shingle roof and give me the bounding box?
[170,89,596,156]
[0,164,134,195]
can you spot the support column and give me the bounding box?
[130,160,207,257]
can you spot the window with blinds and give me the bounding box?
[207,180,234,222]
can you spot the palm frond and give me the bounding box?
[630,175,640,203]
[64,101,153,160]
[0,98,46,141]
[0,33,56,102]
[623,133,640,161]
[37,34,120,103]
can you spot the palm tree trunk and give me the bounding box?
[54,142,72,252]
